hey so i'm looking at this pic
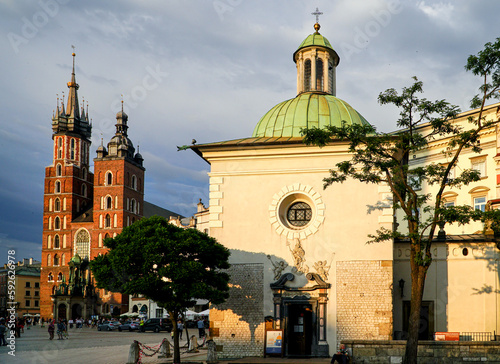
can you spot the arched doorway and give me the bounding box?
[58,303,67,320]
[72,304,82,320]
[132,305,138,313]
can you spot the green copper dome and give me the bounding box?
[252,92,370,138]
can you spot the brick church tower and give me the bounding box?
[40,54,145,321]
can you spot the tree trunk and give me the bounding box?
[171,316,181,363]
[403,263,428,364]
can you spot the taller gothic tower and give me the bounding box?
[40,54,145,320]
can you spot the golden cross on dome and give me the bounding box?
[311,7,323,23]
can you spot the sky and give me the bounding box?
[0,0,499,264]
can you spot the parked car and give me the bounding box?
[118,320,139,332]
[97,321,119,331]
[139,318,172,333]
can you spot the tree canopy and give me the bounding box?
[90,215,230,362]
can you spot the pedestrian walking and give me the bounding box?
[48,320,55,340]
[177,320,184,340]
[197,319,205,338]
[57,319,65,340]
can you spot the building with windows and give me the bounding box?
[0,259,41,319]
[39,54,180,321]
[191,21,394,358]
[189,19,500,359]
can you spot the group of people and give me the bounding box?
[47,318,69,340]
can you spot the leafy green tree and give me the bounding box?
[90,215,230,363]
[303,38,500,364]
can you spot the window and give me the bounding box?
[82,167,87,180]
[131,175,137,190]
[105,214,111,228]
[70,138,75,160]
[54,235,60,249]
[408,174,421,191]
[34,300,39,307]
[316,58,324,90]
[75,229,91,260]
[25,290,31,296]
[130,199,136,213]
[156,308,164,318]
[34,291,39,297]
[57,272,63,281]
[287,202,312,227]
[35,282,39,288]
[55,181,61,193]
[106,172,113,186]
[304,59,311,91]
[55,198,61,212]
[474,196,487,212]
[54,254,59,266]
[57,137,63,159]
[106,196,113,209]
[47,254,51,266]
[82,184,87,198]
[472,158,486,178]
[25,282,31,288]
[56,164,62,176]
[25,300,30,307]
[444,201,455,207]
[48,273,54,282]
[54,217,61,230]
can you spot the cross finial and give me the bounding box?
[312,7,323,23]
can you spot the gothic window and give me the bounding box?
[48,273,54,282]
[304,59,311,92]
[54,235,60,249]
[57,137,63,159]
[54,217,61,230]
[287,202,312,227]
[55,198,61,212]
[47,254,51,266]
[82,167,87,180]
[47,235,52,249]
[55,181,61,194]
[70,138,75,160]
[105,214,111,228]
[75,229,90,260]
[131,199,136,214]
[106,196,113,209]
[56,164,62,177]
[106,172,113,186]
[61,253,65,266]
[57,272,63,281]
[131,175,137,190]
[316,58,324,90]
[81,142,87,164]
[54,254,60,266]
[82,184,87,198]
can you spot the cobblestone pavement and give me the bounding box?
[0,324,199,364]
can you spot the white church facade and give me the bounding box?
[190,20,500,359]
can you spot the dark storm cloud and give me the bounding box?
[1,0,499,263]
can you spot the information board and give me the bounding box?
[265,330,283,356]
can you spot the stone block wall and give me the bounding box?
[343,340,500,363]
[336,260,393,342]
[210,263,265,359]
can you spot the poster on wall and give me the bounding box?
[265,330,283,356]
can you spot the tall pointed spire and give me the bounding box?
[66,52,80,120]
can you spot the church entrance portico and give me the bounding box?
[272,273,330,357]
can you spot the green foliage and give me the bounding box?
[90,215,231,314]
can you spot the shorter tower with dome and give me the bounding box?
[191,18,394,359]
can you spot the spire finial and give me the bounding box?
[312,7,322,33]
